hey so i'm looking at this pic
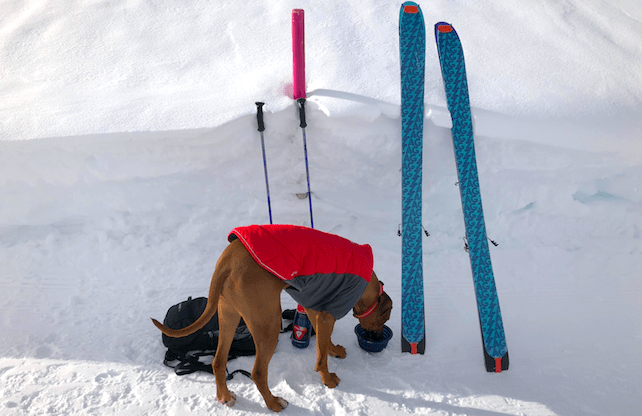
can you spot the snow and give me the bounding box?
[1,0,641,415]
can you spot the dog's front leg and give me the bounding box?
[308,310,341,388]
[307,310,346,359]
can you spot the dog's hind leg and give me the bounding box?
[230,278,287,413]
[244,304,288,412]
[226,244,289,411]
[212,300,241,407]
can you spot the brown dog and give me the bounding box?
[152,225,392,412]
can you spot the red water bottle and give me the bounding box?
[291,304,311,348]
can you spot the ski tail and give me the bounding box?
[402,332,426,355]
[484,346,510,373]
[478,311,509,372]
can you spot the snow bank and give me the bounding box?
[2,0,641,139]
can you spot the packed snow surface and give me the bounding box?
[1,0,641,415]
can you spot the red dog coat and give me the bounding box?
[228,224,373,319]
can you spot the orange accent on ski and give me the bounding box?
[438,25,453,33]
[495,357,502,373]
[411,343,418,354]
[404,5,419,14]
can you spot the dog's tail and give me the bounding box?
[151,252,231,338]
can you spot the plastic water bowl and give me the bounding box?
[354,324,393,353]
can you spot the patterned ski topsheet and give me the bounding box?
[399,1,426,354]
[435,22,508,371]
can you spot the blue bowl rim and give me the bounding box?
[354,324,393,343]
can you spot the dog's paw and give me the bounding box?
[321,372,341,389]
[218,391,236,407]
[331,344,347,359]
[266,396,288,412]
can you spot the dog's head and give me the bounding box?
[357,284,393,336]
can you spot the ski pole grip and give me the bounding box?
[255,102,266,132]
[297,98,307,128]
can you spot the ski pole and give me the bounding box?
[292,10,313,228]
[297,98,314,229]
[256,102,273,224]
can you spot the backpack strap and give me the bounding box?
[166,350,251,380]
[226,368,252,381]
[175,355,213,376]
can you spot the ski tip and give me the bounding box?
[403,4,419,14]
[437,23,453,33]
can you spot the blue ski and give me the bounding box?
[399,1,426,355]
[435,22,509,372]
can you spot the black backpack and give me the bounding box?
[161,296,255,379]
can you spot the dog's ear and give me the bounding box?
[377,281,391,317]
[377,291,392,322]
[358,290,392,335]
